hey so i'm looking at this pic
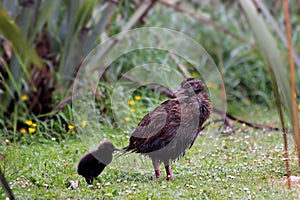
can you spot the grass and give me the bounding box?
[1,1,300,199]
[0,108,299,199]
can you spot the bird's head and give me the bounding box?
[92,141,119,165]
[174,78,207,97]
[97,141,119,154]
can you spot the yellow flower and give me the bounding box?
[32,123,37,127]
[81,121,87,128]
[128,100,135,106]
[298,103,300,110]
[68,125,75,130]
[20,128,27,134]
[245,99,251,106]
[190,72,199,78]
[125,117,131,122]
[130,108,136,113]
[134,96,141,101]
[28,127,36,134]
[21,94,28,101]
[25,120,33,126]
[207,82,219,90]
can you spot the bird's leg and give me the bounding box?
[152,158,161,178]
[164,163,174,181]
[85,177,93,185]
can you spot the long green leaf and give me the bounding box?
[28,0,57,42]
[0,7,41,67]
[58,0,114,88]
[0,169,15,200]
[58,0,82,87]
[238,0,293,126]
[82,1,117,57]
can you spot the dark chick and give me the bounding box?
[77,141,118,184]
[123,78,211,180]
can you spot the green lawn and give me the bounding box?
[1,117,299,199]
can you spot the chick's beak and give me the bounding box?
[114,147,121,151]
[173,87,186,97]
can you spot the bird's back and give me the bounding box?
[124,93,211,162]
[77,153,106,178]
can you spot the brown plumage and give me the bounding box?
[123,78,212,180]
[77,141,118,184]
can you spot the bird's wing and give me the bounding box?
[77,153,95,175]
[127,99,182,153]
[139,97,205,153]
[132,105,167,138]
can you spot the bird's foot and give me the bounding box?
[85,176,94,185]
[166,174,174,181]
[151,169,162,181]
[154,169,162,179]
[165,165,174,181]
[152,176,162,181]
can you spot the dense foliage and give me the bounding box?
[0,0,299,141]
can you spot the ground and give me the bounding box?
[0,109,299,199]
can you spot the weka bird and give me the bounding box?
[77,141,118,184]
[123,78,211,180]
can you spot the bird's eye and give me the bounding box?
[194,85,204,93]
[182,83,191,89]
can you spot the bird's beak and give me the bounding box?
[173,87,186,97]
